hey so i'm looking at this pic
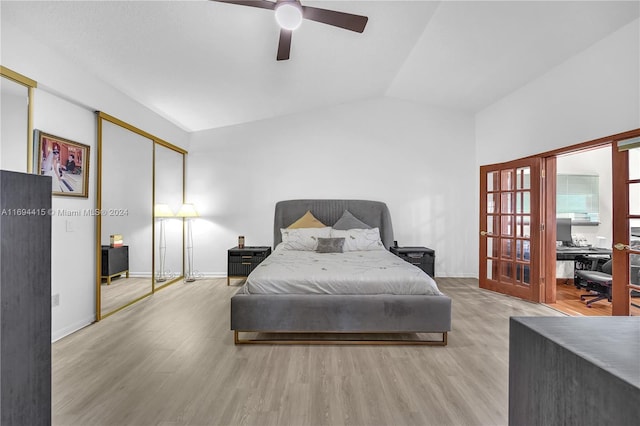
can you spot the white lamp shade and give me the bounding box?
[176,203,199,218]
[275,3,303,30]
[154,203,174,218]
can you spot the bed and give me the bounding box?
[230,199,452,345]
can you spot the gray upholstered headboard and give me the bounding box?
[273,199,395,249]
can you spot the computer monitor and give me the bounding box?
[556,218,573,246]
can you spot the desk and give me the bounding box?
[556,247,611,281]
[556,246,612,260]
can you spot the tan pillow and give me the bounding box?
[287,210,326,229]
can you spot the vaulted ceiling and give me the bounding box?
[2,1,638,132]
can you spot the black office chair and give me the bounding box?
[574,259,612,307]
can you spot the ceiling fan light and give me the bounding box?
[275,3,303,30]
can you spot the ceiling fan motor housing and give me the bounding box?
[275,0,303,31]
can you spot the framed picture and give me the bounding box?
[35,130,90,197]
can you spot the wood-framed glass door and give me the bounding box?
[480,158,542,302]
[612,135,640,316]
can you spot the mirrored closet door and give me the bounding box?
[154,144,184,289]
[96,113,187,320]
[0,66,36,173]
[98,119,154,318]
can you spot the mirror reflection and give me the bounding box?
[154,144,184,289]
[100,120,153,317]
[0,74,29,172]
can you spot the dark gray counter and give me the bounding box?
[0,170,52,425]
[509,316,640,426]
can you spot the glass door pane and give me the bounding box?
[629,218,640,316]
[629,183,640,215]
[627,147,640,315]
[629,148,640,180]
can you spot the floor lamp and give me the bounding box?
[177,203,199,282]
[154,204,174,282]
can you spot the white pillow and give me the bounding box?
[281,227,331,251]
[330,228,385,251]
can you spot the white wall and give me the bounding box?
[557,146,613,248]
[1,21,189,341]
[187,97,477,278]
[476,18,640,165]
[34,91,97,340]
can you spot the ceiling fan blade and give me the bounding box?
[277,29,292,61]
[210,0,276,11]
[301,6,368,33]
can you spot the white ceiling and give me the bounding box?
[2,1,638,132]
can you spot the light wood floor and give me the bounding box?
[546,280,613,316]
[100,276,153,316]
[546,281,640,317]
[53,278,563,426]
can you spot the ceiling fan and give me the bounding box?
[211,0,368,61]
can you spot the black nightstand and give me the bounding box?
[390,246,435,278]
[227,246,271,285]
[101,245,129,284]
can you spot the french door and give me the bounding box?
[612,136,640,316]
[479,158,542,302]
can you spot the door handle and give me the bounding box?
[614,243,630,251]
[480,231,493,236]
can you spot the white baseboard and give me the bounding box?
[196,272,227,278]
[52,315,94,343]
[435,273,479,279]
[128,272,153,277]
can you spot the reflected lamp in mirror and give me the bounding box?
[154,203,174,282]
[176,203,199,282]
[176,203,198,218]
[154,203,174,218]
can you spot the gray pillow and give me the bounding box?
[316,237,345,253]
[332,210,372,230]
